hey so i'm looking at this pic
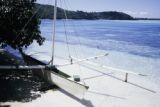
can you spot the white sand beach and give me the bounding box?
[2,41,160,107]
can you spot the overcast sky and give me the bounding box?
[37,0,160,18]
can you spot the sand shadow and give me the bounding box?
[59,89,94,107]
[81,64,156,93]
[83,73,113,80]
[88,91,126,100]
[0,70,53,103]
[0,105,10,107]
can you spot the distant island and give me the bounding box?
[35,4,134,20]
[135,18,160,20]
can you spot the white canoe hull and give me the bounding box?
[22,53,88,98]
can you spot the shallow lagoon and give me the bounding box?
[26,19,160,88]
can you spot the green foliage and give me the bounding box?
[0,0,45,51]
[97,11,133,20]
[35,4,134,20]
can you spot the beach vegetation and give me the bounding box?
[0,0,45,51]
[35,4,134,20]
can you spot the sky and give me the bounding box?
[37,0,160,18]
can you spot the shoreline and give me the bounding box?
[24,41,160,107]
[1,42,160,107]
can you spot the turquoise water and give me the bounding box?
[41,19,160,59]
[5,19,160,92]
[23,19,160,87]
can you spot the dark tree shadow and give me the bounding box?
[0,105,10,107]
[0,70,56,103]
[0,51,58,103]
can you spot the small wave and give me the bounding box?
[55,36,160,59]
[104,34,116,37]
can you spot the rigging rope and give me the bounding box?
[58,1,90,91]
[63,0,85,59]
[60,0,72,63]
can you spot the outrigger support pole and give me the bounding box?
[56,53,109,67]
[0,65,56,71]
[125,73,128,82]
